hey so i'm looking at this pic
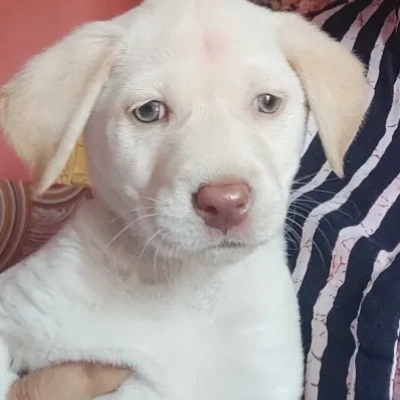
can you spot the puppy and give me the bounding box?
[0,0,368,399]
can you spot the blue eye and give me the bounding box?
[132,100,167,123]
[257,94,282,114]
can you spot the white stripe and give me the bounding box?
[390,321,400,400]
[303,171,400,400]
[298,0,383,165]
[392,340,400,400]
[311,2,348,26]
[347,240,400,400]
[292,11,399,292]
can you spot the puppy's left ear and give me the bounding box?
[0,22,124,196]
[278,12,369,177]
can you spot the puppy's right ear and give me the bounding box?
[0,21,124,196]
[278,12,368,177]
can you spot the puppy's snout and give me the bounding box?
[193,182,251,233]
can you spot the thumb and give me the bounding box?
[83,363,132,398]
[8,363,132,400]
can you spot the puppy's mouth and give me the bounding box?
[212,237,270,251]
[217,240,247,249]
[207,239,262,251]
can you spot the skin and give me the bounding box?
[8,364,131,400]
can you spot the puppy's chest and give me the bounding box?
[9,273,274,395]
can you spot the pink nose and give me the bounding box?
[193,182,251,233]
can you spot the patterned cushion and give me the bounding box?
[0,183,92,272]
[0,181,31,269]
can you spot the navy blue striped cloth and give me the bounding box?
[285,1,400,399]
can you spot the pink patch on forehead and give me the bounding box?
[202,29,227,61]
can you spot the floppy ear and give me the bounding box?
[0,22,123,195]
[278,12,369,177]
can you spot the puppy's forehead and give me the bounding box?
[201,29,228,62]
[120,0,281,65]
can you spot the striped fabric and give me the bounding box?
[288,1,400,399]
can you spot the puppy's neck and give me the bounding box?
[68,197,232,286]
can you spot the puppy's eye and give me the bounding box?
[256,94,281,114]
[132,101,166,123]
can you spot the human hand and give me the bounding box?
[8,363,131,400]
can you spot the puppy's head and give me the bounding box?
[0,0,368,262]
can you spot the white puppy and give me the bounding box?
[0,0,367,399]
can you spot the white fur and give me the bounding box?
[0,0,368,399]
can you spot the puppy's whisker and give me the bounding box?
[138,229,163,264]
[107,207,155,226]
[291,197,317,207]
[153,232,168,281]
[287,211,306,223]
[287,205,334,266]
[168,246,180,286]
[285,218,303,242]
[299,189,360,215]
[137,196,158,204]
[289,203,314,215]
[285,215,326,266]
[292,171,318,184]
[285,226,301,250]
[188,242,200,267]
[163,241,173,282]
[292,195,354,221]
[292,174,339,188]
[292,196,321,207]
[288,206,333,246]
[106,214,159,249]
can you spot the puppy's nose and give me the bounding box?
[193,182,251,233]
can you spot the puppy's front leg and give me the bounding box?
[0,337,18,400]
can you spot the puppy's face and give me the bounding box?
[86,2,306,259]
[0,0,367,263]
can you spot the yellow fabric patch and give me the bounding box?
[56,138,90,185]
